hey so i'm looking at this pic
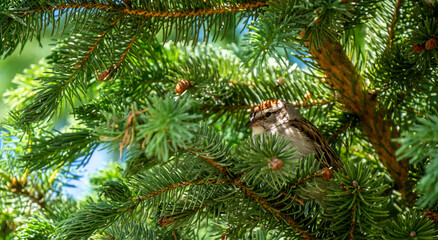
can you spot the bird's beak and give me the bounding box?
[246,117,257,127]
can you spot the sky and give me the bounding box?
[62,149,110,198]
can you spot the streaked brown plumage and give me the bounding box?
[246,99,343,170]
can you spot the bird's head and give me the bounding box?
[246,100,301,133]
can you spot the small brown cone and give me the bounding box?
[269,157,283,171]
[425,37,437,50]
[412,43,425,53]
[352,180,359,188]
[304,92,311,100]
[175,79,191,94]
[98,69,111,81]
[275,77,286,87]
[425,210,438,224]
[321,168,333,181]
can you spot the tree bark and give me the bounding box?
[305,39,412,202]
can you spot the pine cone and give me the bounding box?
[175,79,191,94]
[321,168,333,181]
[275,77,286,87]
[425,37,437,50]
[412,43,425,53]
[98,69,111,81]
[269,157,283,170]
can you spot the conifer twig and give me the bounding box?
[135,179,229,201]
[19,1,268,19]
[103,18,146,81]
[349,204,356,239]
[235,180,314,240]
[157,203,212,226]
[7,178,53,217]
[291,168,333,188]
[182,148,228,173]
[182,147,314,239]
[76,16,125,69]
[387,0,403,49]
[199,99,332,112]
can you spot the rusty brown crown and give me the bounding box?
[253,99,281,112]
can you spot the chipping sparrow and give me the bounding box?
[246,99,343,170]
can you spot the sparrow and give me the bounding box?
[246,99,343,170]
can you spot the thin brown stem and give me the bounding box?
[76,16,124,69]
[235,179,314,240]
[280,191,305,206]
[387,0,403,49]
[291,168,333,188]
[8,181,53,217]
[349,204,356,239]
[99,18,146,81]
[182,147,228,174]
[157,202,213,226]
[293,99,332,108]
[21,1,268,18]
[200,99,332,113]
[135,179,229,201]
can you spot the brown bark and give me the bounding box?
[304,38,411,201]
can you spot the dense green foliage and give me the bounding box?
[1,0,438,239]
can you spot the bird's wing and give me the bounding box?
[288,119,343,170]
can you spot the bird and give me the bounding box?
[246,99,343,170]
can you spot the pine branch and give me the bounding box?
[53,201,134,239]
[135,179,230,200]
[19,1,268,19]
[2,0,269,57]
[98,18,147,82]
[387,0,403,48]
[76,16,125,69]
[182,147,228,174]
[396,115,438,207]
[19,130,99,170]
[157,203,213,227]
[8,179,54,217]
[325,162,389,238]
[125,1,268,17]
[349,204,356,240]
[302,34,412,203]
[16,16,141,124]
[290,168,333,188]
[6,178,53,217]
[20,3,114,17]
[199,99,332,113]
[182,141,317,239]
[382,211,438,239]
[236,181,314,240]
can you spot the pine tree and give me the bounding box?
[1,0,438,239]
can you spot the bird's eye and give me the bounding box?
[266,112,272,117]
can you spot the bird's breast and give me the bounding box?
[251,126,266,136]
[270,125,315,158]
